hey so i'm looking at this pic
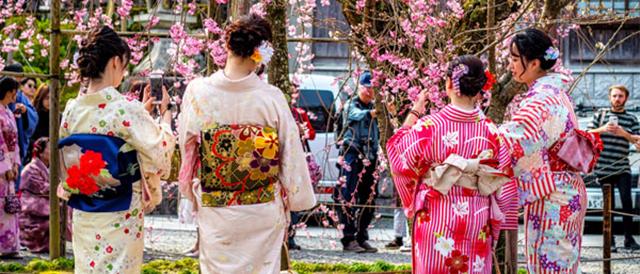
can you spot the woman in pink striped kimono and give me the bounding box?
[387,55,517,274]
[499,28,587,273]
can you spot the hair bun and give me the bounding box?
[225,14,273,58]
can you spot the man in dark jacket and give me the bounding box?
[334,71,379,253]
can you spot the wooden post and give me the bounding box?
[49,0,62,260]
[229,0,250,20]
[504,230,518,274]
[603,184,612,274]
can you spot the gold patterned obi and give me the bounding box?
[200,124,279,207]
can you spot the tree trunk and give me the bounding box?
[267,0,292,97]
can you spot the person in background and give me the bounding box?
[334,71,380,253]
[18,137,50,253]
[20,78,37,102]
[588,84,640,251]
[0,77,22,259]
[26,84,50,164]
[2,63,38,183]
[288,106,317,250]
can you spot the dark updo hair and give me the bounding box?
[20,77,36,87]
[446,55,488,97]
[0,77,19,100]
[225,14,273,58]
[511,28,557,74]
[77,26,131,79]
[32,137,49,159]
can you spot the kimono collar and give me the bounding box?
[440,104,484,123]
[209,70,262,92]
[33,157,49,173]
[77,87,121,104]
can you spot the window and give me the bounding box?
[568,25,640,65]
[297,89,336,133]
[578,0,640,16]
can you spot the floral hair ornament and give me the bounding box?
[544,46,560,61]
[451,63,469,96]
[482,70,496,92]
[250,42,274,66]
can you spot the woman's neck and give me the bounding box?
[223,56,255,80]
[526,71,548,87]
[87,79,112,94]
[449,94,476,111]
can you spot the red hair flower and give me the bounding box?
[483,70,496,92]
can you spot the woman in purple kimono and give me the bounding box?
[0,77,22,259]
[19,137,50,253]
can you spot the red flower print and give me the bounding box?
[95,234,101,240]
[136,232,142,239]
[560,205,572,222]
[105,245,113,254]
[481,225,491,236]
[125,213,131,219]
[417,211,431,223]
[445,250,469,274]
[91,127,97,133]
[107,131,115,136]
[80,150,107,176]
[64,150,106,196]
[122,120,131,127]
[162,141,167,147]
[63,122,68,128]
[98,103,106,109]
[138,212,143,219]
[90,261,95,268]
[124,228,130,234]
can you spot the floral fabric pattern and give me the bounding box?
[386,105,517,274]
[499,74,586,273]
[200,124,279,207]
[0,105,20,254]
[60,87,175,274]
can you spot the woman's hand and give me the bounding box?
[142,84,154,114]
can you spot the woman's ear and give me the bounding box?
[446,77,453,90]
[528,58,541,72]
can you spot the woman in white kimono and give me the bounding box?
[58,26,175,273]
[178,14,316,273]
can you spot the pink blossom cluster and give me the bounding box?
[125,36,149,65]
[116,0,134,18]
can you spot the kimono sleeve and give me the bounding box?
[385,120,432,217]
[499,98,558,205]
[125,102,176,207]
[177,83,202,204]
[0,118,15,176]
[274,92,317,212]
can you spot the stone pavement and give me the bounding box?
[143,215,640,273]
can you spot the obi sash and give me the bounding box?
[58,134,142,212]
[199,124,279,207]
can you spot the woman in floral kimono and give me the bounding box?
[58,26,175,273]
[19,137,50,253]
[387,55,516,274]
[0,77,21,259]
[178,15,316,273]
[499,28,587,273]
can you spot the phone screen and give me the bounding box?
[150,76,163,104]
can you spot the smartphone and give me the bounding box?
[150,72,163,104]
[608,115,618,126]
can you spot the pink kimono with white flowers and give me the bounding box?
[387,105,517,274]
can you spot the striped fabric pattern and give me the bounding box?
[499,74,587,273]
[588,109,640,177]
[387,105,515,274]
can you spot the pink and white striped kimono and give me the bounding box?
[387,105,517,274]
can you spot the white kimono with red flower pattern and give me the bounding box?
[177,71,316,273]
[60,87,175,274]
[387,105,516,274]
